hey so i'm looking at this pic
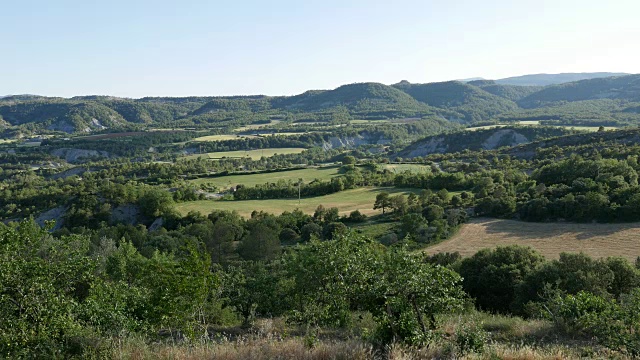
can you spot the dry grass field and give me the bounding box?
[176,187,417,218]
[426,218,640,261]
[185,148,306,160]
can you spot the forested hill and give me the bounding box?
[517,74,640,108]
[392,80,520,122]
[494,72,629,86]
[2,73,640,134]
[395,126,578,158]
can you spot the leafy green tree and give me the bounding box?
[238,223,281,261]
[0,220,95,358]
[373,250,465,345]
[374,191,391,214]
[138,188,175,218]
[459,245,545,314]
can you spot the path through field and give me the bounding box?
[426,218,640,261]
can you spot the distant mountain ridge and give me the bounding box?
[2,73,640,134]
[494,72,629,86]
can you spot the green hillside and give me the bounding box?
[468,80,542,101]
[393,80,519,122]
[395,126,576,158]
[276,82,435,117]
[495,72,629,86]
[518,74,640,108]
[0,100,126,132]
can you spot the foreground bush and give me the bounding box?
[548,290,640,357]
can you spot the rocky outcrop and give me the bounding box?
[481,129,529,150]
[396,137,448,158]
[36,206,67,230]
[321,133,390,150]
[110,204,140,225]
[148,217,164,231]
[51,148,110,163]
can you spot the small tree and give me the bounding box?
[374,192,391,214]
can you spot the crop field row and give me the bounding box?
[425,218,640,261]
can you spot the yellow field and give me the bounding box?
[186,148,306,160]
[193,134,258,142]
[425,218,640,261]
[190,166,341,189]
[176,187,417,217]
[465,122,619,132]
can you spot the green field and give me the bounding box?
[186,147,306,160]
[466,121,619,132]
[233,120,282,132]
[193,134,258,142]
[175,187,418,217]
[190,166,342,190]
[382,164,431,173]
[350,119,391,124]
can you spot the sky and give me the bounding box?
[2,0,639,98]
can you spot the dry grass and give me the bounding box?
[193,134,258,142]
[426,218,640,261]
[185,148,307,160]
[112,338,373,360]
[103,313,631,360]
[176,187,417,218]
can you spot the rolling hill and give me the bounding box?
[273,82,435,116]
[392,80,519,122]
[494,72,629,86]
[467,80,542,101]
[395,126,576,158]
[3,73,640,134]
[517,74,640,108]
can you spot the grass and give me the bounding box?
[233,120,282,132]
[465,122,619,132]
[103,312,624,359]
[349,119,391,124]
[382,164,431,173]
[425,218,640,261]
[193,134,258,142]
[350,220,396,239]
[176,187,418,217]
[190,166,341,190]
[185,148,306,160]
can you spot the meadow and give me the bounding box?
[190,166,341,190]
[176,187,417,217]
[426,218,640,261]
[192,134,258,142]
[185,147,306,160]
[233,120,282,132]
[382,163,431,173]
[465,121,619,132]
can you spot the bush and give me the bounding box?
[459,245,545,314]
[455,324,488,355]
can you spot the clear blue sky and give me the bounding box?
[2,0,639,98]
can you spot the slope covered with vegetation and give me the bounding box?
[392,80,520,122]
[518,74,640,108]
